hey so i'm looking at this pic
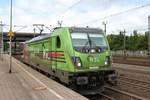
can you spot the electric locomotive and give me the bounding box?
[23,27,117,95]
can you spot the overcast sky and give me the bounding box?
[0,0,150,34]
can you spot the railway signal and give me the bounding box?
[7,31,14,39]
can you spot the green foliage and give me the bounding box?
[107,32,148,51]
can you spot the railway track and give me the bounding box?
[113,65,150,83]
[117,76,150,98]
[113,65,150,99]
[100,93,116,100]
[103,86,149,100]
[89,85,149,100]
[112,56,150,67]
[118,76,150,90]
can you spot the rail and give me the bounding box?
[100,93,116,100]
[118,76,150,90]
[112,56,150,67]
[104,86,149,100]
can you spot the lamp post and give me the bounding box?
[148,16,150,56]
[102,21,107,36]
[8,0,14,73]
[123,29,126,58]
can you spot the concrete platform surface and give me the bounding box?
[0,55,88,100]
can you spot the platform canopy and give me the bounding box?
[2,32,48,42]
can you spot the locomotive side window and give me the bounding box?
[56,36,61,48]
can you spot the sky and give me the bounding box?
[0,0,150,35]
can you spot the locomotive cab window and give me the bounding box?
[56,36,61,48]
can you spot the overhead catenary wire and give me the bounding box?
[1,24,29,32]
[54,0,83,23]
[58,0,82,16]
[79,3,150,25]
[1,0,83,32]
[2,0,149,33]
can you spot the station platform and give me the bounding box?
[0,55,88,100]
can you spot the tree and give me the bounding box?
[107,31,148,51]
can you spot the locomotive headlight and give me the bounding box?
[90,49,96,53]
[104,56,110,66]
[104,59,108,65]
[72,57,82,68]
[98,48,101,52]
[77,62,81,67]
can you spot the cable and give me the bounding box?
[55,0,83,21]
[79,3,150,25]
[60,0,82,15]
[14,26,28,32]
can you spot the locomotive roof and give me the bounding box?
[26,27,104,43]
[69,27,103,34]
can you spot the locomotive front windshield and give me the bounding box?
[71,33,107,47]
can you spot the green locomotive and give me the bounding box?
[23,27,116,94]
